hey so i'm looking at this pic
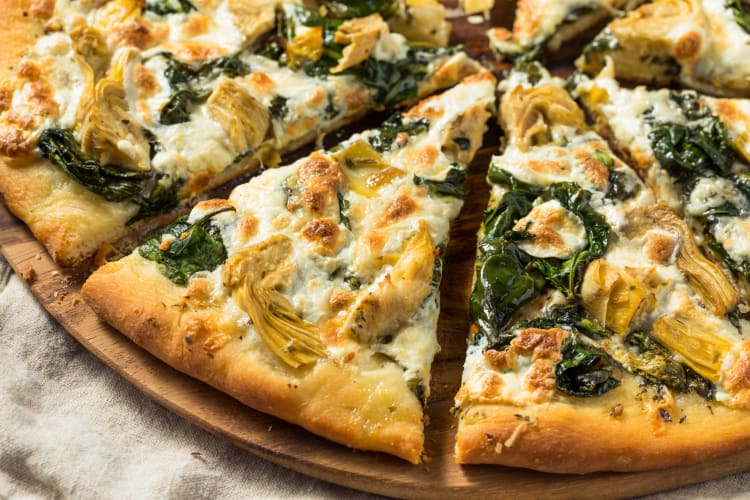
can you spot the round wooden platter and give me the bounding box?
[3,3,750,498]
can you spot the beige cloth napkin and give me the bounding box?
[1,254,748,499]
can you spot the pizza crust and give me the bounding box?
[82,254,426,463]
[456,377,750,472]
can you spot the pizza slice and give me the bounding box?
[576,0,750,96]
[0,0,478,265]
[81,72,497,463]
[574,66,750,301]
[453,64,750,472]
[487,0,641,62]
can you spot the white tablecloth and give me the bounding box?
[1,254,748,499]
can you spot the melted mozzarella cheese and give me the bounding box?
[514,199,588,259]
[713,216,750,263]
[692,0,750,88]
[12,33,91,133]
[686,176,750,216]
[199,77,496,394]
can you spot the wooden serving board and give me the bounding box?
[2,3,750,498]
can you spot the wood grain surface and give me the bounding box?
[3,2,750,498]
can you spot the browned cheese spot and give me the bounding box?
[302,218,341,255]
[376,193,417,227]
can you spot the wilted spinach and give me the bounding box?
[139,207,233,285]
[556,335,621,397]
[368,114,429,153]
[534,183,610,296]
[38,128,146,202]
[727,0,750,34]
[623,332,715,400]
[157,53,251,125]
[38,128,181,221]
[143,0,196,15]
[469,179,609,342]
[413,166,467,198]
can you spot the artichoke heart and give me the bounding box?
[501,85,585,152]
[226,0,277,49]
[222,235,326,368]
[330,14,389,73]
[651,313,733,383]
[287,27,324,70]
[581,259,655,335]
[623,204,737,316]
[332,139,403,197]
[341,222,435,344]
[80,75,152,172]
[91,0,142,31]
[441,101,492,165]
[206,79,270,153]
[70,25,110,77]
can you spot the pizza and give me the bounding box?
[453,63,750,472]
[576,0,750,96]
[487,0,642,62]
[81,72,497,463]
[574,64,750,302]
[0,0,478,266]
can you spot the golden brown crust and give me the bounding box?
[455,378,750,472]
[82,255,425,463]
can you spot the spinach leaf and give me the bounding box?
[650,119,735,180]
[368,114,429,153]
[159,88,211,125]
[649,91,736,180]
[727,0,750,34]
[38,128,146,202]
[143,0,196,15]
[320,0,398,18]
[157,54,250,125]
[534,183,610,297]
[469,243,547,343]
[139,207,233,285]
[337,191,351,230]
[479,303,608,352]
[413,166,467,198]
[469,181,609,340]
[556,335,621,397]
[38,128,182,222]
[623,332,715,399]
